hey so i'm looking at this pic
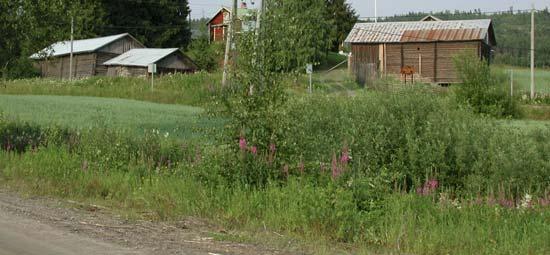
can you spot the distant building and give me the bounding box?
[30,33,144,79]
[206,4,257,43]
[103,48,198,77]
[345,17,497,84]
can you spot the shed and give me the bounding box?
[344,17,497,84]
[103,48,198,77]
[31,33,145,79]
[206,5,257,42]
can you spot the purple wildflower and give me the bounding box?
[416,178,439,196]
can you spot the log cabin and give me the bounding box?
[345,17,497,84]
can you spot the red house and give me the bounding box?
[206,4,257,43]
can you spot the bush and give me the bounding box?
[186,36,223,72]
[453,54,520,118]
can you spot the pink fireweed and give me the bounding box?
[416,179,439,196]
[249,146,258,155]
[340,146,350,164]
[239,137,247,151]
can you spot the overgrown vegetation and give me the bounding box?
[453,54,520,118]
[1,90,549,254]
[0,72,219,106]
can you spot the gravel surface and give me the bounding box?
[0,189,297,255]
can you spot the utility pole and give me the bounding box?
[222,0,238,88]
[69,16,74,81]
[530,4,535,100]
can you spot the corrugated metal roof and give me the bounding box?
[30,33,131,59]
[401,28,484,42]
[345,19,493,44]
[103,48,180,67]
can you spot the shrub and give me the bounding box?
[453,53,520,118]
[186,36,223,72]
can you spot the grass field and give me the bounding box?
[495,66,550,95]
[0,95,220,140]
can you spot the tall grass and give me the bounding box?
[0,72,221,106]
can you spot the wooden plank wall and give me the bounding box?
[351,44,379,73]
[106,66,148,77]
[356,41,483,83]
[95,53,119,76]
[435,41,478,83]
[98,37,144,55]
[38,53,95,79]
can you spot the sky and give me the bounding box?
[189,0,550,19]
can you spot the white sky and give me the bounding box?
[189,0,550,19]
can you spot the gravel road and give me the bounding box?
[0,189,297,255]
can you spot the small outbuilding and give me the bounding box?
[31,33,145,79]
[345,17,497,84]
[103,48,198,77]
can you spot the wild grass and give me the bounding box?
[494,65,550,95]
[0,72,221,106]
[0,94,222,140]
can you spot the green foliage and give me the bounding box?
[186,36,223,71]
[0,72,220,106]
[0,0,105,79]
[325,0,358,51]
[97,0,191,48]
[261,0,333,72]
[453,54,520,118]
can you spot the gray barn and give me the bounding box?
[30,33,144,79]
[103,48,198,77]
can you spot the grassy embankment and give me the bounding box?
[1,83,550,254]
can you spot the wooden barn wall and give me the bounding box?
[351,44,379,66]
[352,41,483,83]
[402,43,436,82]
[106,66,148,77]
[435,41,478,83]
[157,54,196,71]
[385,44,402,75]
[38,53,96,79]
[95,53,119,76]
[98,37,144,55]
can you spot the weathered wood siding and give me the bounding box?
[97,37,144,55]
[435,41,478,83]
[37,53,96,79]
[95,53,119,76]
[351,41,485,83]
[157,53,196,71]
[106,66,148,77]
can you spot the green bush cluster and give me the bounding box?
[453,54,520,118]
